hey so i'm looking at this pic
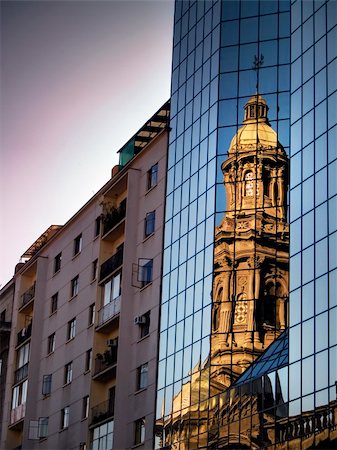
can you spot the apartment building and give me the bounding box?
[0,101,169,450]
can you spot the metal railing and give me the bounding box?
[20,283,36,308]
[14,363,29,384]
[91,399,114,425]
[97,296,121,327]
[93,350,118,377]
[99,247,123,281]
[17,321,32,347]
[102,200,126,236]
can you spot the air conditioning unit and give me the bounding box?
[134,315,146,325]
[107,338,118,347]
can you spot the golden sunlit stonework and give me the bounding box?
[157,95,290,449]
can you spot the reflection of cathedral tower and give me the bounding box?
[211,95,289,387]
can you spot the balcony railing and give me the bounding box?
[10,403,26,425]
[14,363,29,384]
[0,320,11,333]
[99,247,123,281]
[17,321,32,347]
[102,200,126,236]
[91,399,114,425]
[97,297,121,328]
[20,283,36,308]
[93,348,118,380]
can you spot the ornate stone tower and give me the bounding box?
[211,94,289,387]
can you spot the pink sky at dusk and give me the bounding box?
[0,0,174,286]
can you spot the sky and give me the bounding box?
[0,0,174,286]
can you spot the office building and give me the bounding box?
[155,1,336,449]
[0,102,169,450]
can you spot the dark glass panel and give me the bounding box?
[221,20,239,46]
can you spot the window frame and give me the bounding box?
[94,216,101,238]
[38,417,49,439]
[134,417,145,445]
[64,362,73,385]
[144,211,156,237]
[85,349,92,372]
[137,363,148,390]
[82,396,89,420]
[73,234,83,256]
[42,374,52,396]
[138,259,153,288]
[67,318,76,341]
[71,275,79,298]
[47,333,55,355]
[51,292,58,314]
[60,406,70,430]
[147,163,158,190]
[54,253,62,274]
[88,303,95,326]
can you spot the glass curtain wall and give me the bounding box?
[156,1,293,449]
[288,0,337,447]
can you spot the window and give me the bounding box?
[103,273,121,305]
[95,216,101,237]
[144,211,156,237]
[73,234,82,256]
[137,363,148,390]
[17,342,30,368]
[60,406,70,430]
[71,275,79,297]
[47,333,55,354]
[147,163,158,190]
[54,253,62,274]
[12,379,28,409]
[92,259,98,281]
[0,309,6,321]
[67,318,76,341]
[134,418,145,445]
[38,417,48,438]
[138,259,153,288]
[92,421,114,450]
[85,349,92,372]
[139,311,150,339]
[42,374,52,396]
[88,303,95,326]
[244,171,254,197]
[82,396,89,419]
[51,293,58,314]
[64,362,73,384]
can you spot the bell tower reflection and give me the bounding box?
[211,94,289,387]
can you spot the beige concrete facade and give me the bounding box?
[0,103,169,450]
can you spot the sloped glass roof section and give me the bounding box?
[235,330,288,386]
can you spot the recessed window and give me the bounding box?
[138,259,153,288]
[38,417,48,438]
[42,374,52,396]
[51,293,58,314]
[64,362,73,385]
[137,363,148,390]
[71,275,79,297]
[147,163,158,190]
[67,318,76,341]
[60,406,70,430]
[0,309,6,321]
[54,253,62,274]
[73,234,82,256]
[88,303,95,326]
[82,396,89,419]
[144,211,156,237]
[134,417,145,445]
[139,311,150,339]
[47,333,55,355]
[85,349,92,372]
[92,259,98,281]
[95,217,101,238]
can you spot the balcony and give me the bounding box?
[19,283,36,310]
[14,363,29,384]
[17,321,32,347]
[91,399,114,426]
[99,246,123,282]
[102,199,126,236]
[96,297,121,330]
[10,403,26,427]
[0,320,11,334]
[93,347,118,381]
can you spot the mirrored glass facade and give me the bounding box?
[156,0,336,449]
